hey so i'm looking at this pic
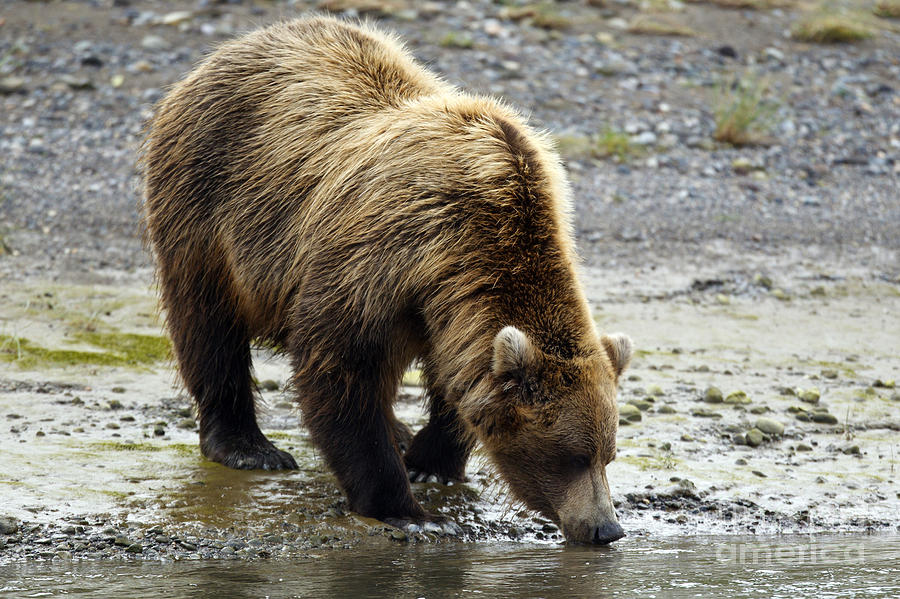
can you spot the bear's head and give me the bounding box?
[461,326,632,544]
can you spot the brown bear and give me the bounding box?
[141,16,632,544]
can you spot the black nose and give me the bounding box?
[592,522,625,545]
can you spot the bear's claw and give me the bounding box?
[407,469,465,485]
[384,516,463,537]
[203,435,299,471]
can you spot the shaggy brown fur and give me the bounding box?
[142,16,632,543]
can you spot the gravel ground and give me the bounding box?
[0,0,898,563]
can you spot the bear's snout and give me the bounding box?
[591,521,625,545]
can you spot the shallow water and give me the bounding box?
[2,534,898,598]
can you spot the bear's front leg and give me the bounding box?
[294,361,427,522]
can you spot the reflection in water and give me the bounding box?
[1,535,898,598]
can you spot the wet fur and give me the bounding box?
[142,16,626,526]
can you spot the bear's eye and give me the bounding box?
[570,455,592,470]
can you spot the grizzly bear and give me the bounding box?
[142,16,632,544]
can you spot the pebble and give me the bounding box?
[724,390,751,405]
[657,405,676,414]
[177,418,196,429]
[0,516,19,535]
[691,408,722,418]
[754,417,784,436]
[704,386,723,403]
[259,379,279,391]
[618,404,642,423]
[647,385,664,397]
[745,428,765,447]
[810,412,838,425]
[141,35,171,51]
[0,76,27,94]
[798,388,820,404]
[796,443,813,452]
[627,398,653,411]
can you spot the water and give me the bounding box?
[2,534,898,598]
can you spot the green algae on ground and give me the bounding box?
[0,331,169,370]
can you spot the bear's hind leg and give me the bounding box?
[160,265,297,471]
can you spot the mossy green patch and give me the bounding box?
[0,331,169,370]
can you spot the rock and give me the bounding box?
[141,35,170,51]
[733,433,747,445]
[0,76,26,94]
[764,47,785,62]
[735,458,747,465]
[111,386,126,394]
[715,293,730,305]
[821,369,838,379]
[810,412,838,425]
[745,428,765,447]
[754,417,784,436]
[796,443,813,452]
[114,535,131,547]
[108,399,124,410]
[657,405,676,414]
[125,542,143,553]
[158,11,193,26]
[873,379,896,389]
[110,74,125,89]
[691,408,722,418]
[0,517,19,535]
[798,388,820,404]
[815,476,826,484]
[772,289,790,301]
[724,390,751,405]
[390,529,407,541]
[752,470,767,478]
[680,433,694,442]
[842,445,861,455]
[177,418,196,429]
[704,386,723,403]
[153,425,165,436]
[647,385,664,397]
[631,131,657,146]
[627,398,653,411]
[618,404,642,423]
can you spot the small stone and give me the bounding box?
[106,422,120,430]
[141,35,170,51]
[680,433,694,442]
[114,535,131,547]
[754,417,784,436]
[0,517,19,535]
[259,379,279,391]
[110,74,125,88]
[724,390,751,405]
[158,11,193,26]
[58,75,94,90]
[390,529,407,541]
[733,433,747,445]
[108,400,124,410]
[691,408,722,418]
[177,418,196,430]
[873,379,895,389]
[821,369,838,380]
[153,425,165,437]
[798,389,821,404]
[715,293,730,305]
[771,289,790,301]
[796,443,813,452]
[735,458,747,465]
[647,385,664,397]
[0,76,26,94]
[810,412,838,425]
[126,543,143,554]
[704,386,723,403]
[751,470,767,478]
[657,405,676,414]
[618,404,642,423]
[745,428,765,447]
[842,445,861,455]
[627,399,653,411]
[111,387,126,394]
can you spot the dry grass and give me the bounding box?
[712,75,779,147]
[554,129,642,163]
[628,14,697,36]
[874,0,900,18]
[791,14,875,42]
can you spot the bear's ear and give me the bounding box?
[492,326,537,381]
[601,333,633,379]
